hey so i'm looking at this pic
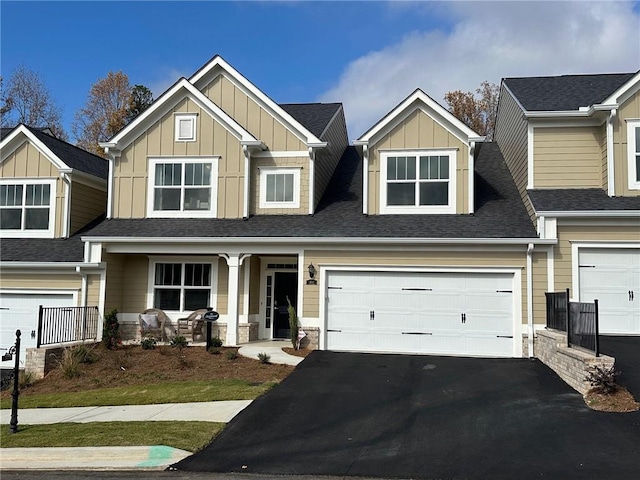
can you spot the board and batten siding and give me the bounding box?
[119,255,149,315]
[613,88,640,196]
[250,156,309,215]
[69,182,107,235]
[553,223,640,293]
[368,109,470,215]
[202,74,306,151]
[0,139,66,237]
[314,108,349,209]
[494,86,531,216]
[103,252,125,313]
[302,248,546,326]
[113,97,245,219]
[601,125,608,190]
[533,126,602,188]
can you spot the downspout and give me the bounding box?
[606,109,616,197]
[308,147,316,215]
[362,144,369,215]
[105,148,115,219]
[61,172,71,238]
[75,266,88,307]
[526,243,534,358]
[468,142,475,214]
[243,145,250,219]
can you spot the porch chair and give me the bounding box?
[139,308,168,341]
[178,308,210,342]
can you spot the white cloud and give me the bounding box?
[319,1,640,140]
[146,68,189,99]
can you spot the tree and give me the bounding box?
[0,65,67,139]
[444,81,499,141]
[73,72,153,157]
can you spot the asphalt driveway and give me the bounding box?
[600,336,640,398]
[173,352,640,480]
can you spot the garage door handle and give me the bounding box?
[401,288,433,291]
[497,335,513,338]
[630,290,634,301]
[327,329,342,333]
[402,332,433,335]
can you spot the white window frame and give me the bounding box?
[379,149,457,214]
[147,157,218,218]
[147,257,217,314]
[627,119,640,190]
[0,178,56,238]
[174,113,198,142]
[258,167,301,209]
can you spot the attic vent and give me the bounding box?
[175,113,197,142]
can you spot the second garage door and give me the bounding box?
[326,271,515,357]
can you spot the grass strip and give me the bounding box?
[0,379,276,409]
[0,421,223,452]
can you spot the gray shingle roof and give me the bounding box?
[26,127,108,180]
[504,73,635,111]
[279,103,342,138]
[528,189,640,212]
[0,236,85,262]
[81,143,537,241]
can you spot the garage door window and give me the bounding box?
[0,180,55,237]
[381,150,456,214]
[153,262,212,311]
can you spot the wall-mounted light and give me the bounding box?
[307,263,317,285]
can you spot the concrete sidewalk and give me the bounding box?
[0,341,305,471]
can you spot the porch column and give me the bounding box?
[220,254,251,346]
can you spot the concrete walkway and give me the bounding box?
[0,342,305,471]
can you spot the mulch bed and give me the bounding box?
[584,387,640,412]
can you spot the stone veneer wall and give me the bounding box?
[535,329,614,394]
[25,346,65,379]
[238,323,259,344]
[299,326,319,350]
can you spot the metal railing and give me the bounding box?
[545,289,600,357]
[37,306,100,347]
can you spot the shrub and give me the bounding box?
[170,335,188,350]
[586,365,620,394]
[226,350,238,360]
[208,346,221,355]
[141,336,157,350]
[19,370,36,389]
[72,343,97,364]
[102,309,121,350]
[287,296,299,349]
[257,352,270,364]
[58,348,82,379]
[210,337,223,348]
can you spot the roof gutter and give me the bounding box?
[80,235,556,246]
[535,210,640,218]
[523,103,618,119]
[0,262,103,270]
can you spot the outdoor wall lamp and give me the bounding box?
[307,263,317,285]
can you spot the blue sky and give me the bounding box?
[2,1,639,141]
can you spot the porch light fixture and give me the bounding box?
[307,263,317,285]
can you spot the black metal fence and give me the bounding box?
[545,289,600,356]
[37,306,100,347]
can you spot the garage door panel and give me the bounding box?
[326,271,515,357]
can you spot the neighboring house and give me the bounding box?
[0,125,109,366]
[495,72,640,335]
[81,56,552,358]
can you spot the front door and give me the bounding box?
[273,272,298,339]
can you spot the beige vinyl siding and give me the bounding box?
[217,261,228,315]
[113,97,245,219]
[533,126,602,188]
[104,252,125,313]
[251,156,309,215]
[69,182,107,235]
[613,89,640,196]
[249,256,261,315]
[368,109,469,214]
[0,139,65,237]
[0,273,81,299]
[87,275,101,306]
[302,249,544,325]
[601,125,608,190]
[314,108,349,209]
[494,86,530,217]
[202,74,306,151]
[120,255,149,315]
[553,223,640,293]
[532,250,548,325]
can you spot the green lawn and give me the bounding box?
[0,421,224,452]
[0,379,276,409]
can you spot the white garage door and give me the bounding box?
[0,293,75,368]
[579,248,640,334]
[326,271,515,357]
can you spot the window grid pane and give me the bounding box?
[0,209,22,229]
[155,263,182,286]
[26,184,50,206]
[184,264,211,287]
[265,173,295,203]
[0,185,23,207]
[25,209,49,229]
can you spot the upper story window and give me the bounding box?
[175,113,197,142]
[380,150,456,214]
[0,179,55,238]
[152,261,213,312]
[628,120,640,190]
[259,167,301,209]
[147,158,218,218]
